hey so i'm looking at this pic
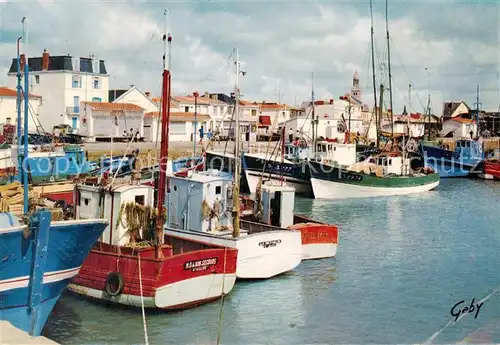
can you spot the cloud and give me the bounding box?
[0,0,498,115]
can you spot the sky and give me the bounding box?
[0,0,498,116]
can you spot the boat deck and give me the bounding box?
[0,321,59,344]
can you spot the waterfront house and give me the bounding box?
[144,111,211,142]
[78,102,144,141]
[7,49,109,135]
[442,101,470,120]
[0,87,42,131]
[441,117,477,138]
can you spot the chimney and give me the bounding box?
[145,91,151,97]
[20,54,26,71]
[42,49,49,71]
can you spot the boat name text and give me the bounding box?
[184,257,219,272]
[258,239,282,248]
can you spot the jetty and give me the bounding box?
[0,321,59,344]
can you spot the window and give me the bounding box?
[92,97,102,102]
[6,118,11,124]
[251,109,257,116]
[135,195,145,205]
[72,75,81,88]
[215,186,221,195]
[35,75,40,84]
[184,106,189,112]
[93,77,100,89]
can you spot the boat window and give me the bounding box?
[173,185,177,192]
[334,146,336,151]
[84,198,89,206]
[328,145,332,151]
[135,195,145,205]
[215,185,221,195]
[389,159,392,165]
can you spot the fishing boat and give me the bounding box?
[67,24,238,309]
[309,153,439,199]
[164,48,302,279]
[480,149,500,180]
[205,150,312,196]
[419,139,484,178]
[241,179,339,260]
[1,21,108,336]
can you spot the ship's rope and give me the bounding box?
[117,202,158,245]
[216,246,228,345]
[137,253,150,345]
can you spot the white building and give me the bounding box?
[257,102,292,129]
[287,98,364,142]
[78,102,144,141]
[173,93,229,132]
[0,86,42,131]
[144,111,211,142]
[441,117,477,138]
[7,49,109,135]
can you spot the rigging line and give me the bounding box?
[198,51,234,83]
[388,38,426,111]
[423,285,500,345]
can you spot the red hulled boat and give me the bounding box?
[67,29,238,309]
[483,155,500,180]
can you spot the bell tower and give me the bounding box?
[350,70,362,101]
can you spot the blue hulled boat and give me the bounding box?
[419,139,484,177]
[0,212,108,335]
[0,24,108,336]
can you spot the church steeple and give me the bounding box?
[351,70,361,101]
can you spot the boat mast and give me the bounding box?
[22,17,29,215]
[16,37,22,183]
[475,84,480,138]
[232,47,241,238]
[385,0,394,140]
[155,10,171,258]
[311,72,316,156]
[369,0,379,148]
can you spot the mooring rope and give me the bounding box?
[138,253,150,345]
[216,246,228,345]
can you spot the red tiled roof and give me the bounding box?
[144,111,211,122]
[259,103,288,110]
[84,102,144,113]
[450,117,474,124]
[151,97,177,109]
[239,100,259,107]
[0,86,41,99]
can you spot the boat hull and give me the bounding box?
[420,144,482,178]
[68,241,238,309]
[163,227,302,279]
[245,170,311,195]
[483,160,500,180]
[291,215,339,260]
[309,161,440,199]
[0,218,108,336]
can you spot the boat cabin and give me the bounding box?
[167,170,235,233]
[316,141,357,167]
[256,182,295,228]
[455,139,484,160]
[284,144,310,162]
[75,184,154,246]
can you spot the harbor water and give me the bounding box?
[43,179,500,344]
